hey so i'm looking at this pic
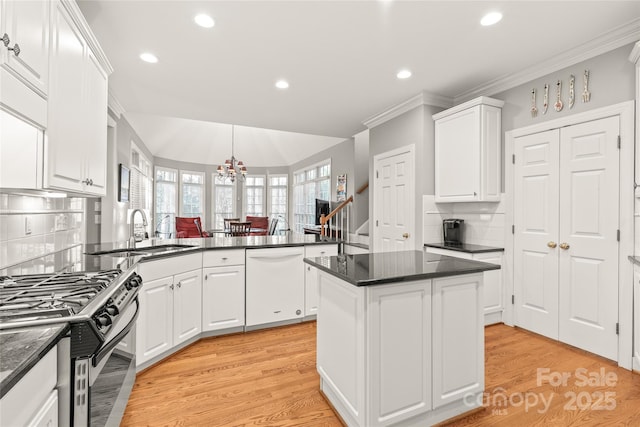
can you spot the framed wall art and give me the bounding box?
[118,163,130,202]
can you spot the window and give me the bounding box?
[180,171,205,222]
[130,144,152,238]
[212,175,236,230]
[155,167,178,237]
[268,175,288,232]
[244,175,265,217]
[293,160,331,233]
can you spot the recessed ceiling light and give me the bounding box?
[140,52,158,63]
[194,14,215,28]
[275,80,289,89]
[480,12,502,26]
[397,69,412,79]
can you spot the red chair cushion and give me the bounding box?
[175,217,210,238]
[246,216,268,236]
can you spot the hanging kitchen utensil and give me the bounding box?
[582,69,591,102]
[542,84,549,114]
[568,75,575,109]
[554,80,563,112]
[530,88,538,118]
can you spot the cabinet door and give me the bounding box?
[81,48,108,196]
[368,281,432,424]
[432,274,483,408]
[136,276,174,366]
[202,265,245,331]
[173,269,202,345]
[0,0,50,95]
[45,1,85,192]
[634,267,640,371]
[0,110,41,189]
[304,264,319,316]
[435,107,480,202]
[473,253,503,315]
[26,389,57,427]
[245,247,304,327]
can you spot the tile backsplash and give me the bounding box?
[0,193,86,273]
[423,195,506,248]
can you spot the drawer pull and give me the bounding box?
[221,257,228,260]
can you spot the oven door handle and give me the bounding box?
[93,297,140,367]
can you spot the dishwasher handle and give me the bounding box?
[246,249,303,259]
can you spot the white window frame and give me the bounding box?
[292,159,331,233]
[154,166,178,237]
[243,174,266,218]
[268,174,288,232]
[130,142,153,238]
[212,174,237,230]
[179,170,206,225]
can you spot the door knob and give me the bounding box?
[559,242,570,250]
[547,241,557,248]
[402,233,409,239]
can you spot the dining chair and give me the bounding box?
[175,216,210,238]
[223,218,240,230]
[228,221,252,236]
[267,217,279,235]
[246,215,268,236]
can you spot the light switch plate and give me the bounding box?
[24,217,32,235]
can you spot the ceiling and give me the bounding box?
[77,1,640,167]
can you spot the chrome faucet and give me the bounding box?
[129,209,148,248]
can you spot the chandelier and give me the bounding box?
[217,125,247,182]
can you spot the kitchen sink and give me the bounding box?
[89,244,197,257]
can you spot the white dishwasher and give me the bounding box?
[245,246,305,328]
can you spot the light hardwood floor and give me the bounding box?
[122,322,640,426]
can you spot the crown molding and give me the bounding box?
[629,40,640,64]
[362,91,453,129]
[432,96,504,120]
[62,0,114,75]
[455,18,640,103]
[108,91,125,119]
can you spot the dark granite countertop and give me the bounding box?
[629,256,640,266]
[304,250,501,286]
[424,242,504,253]
[0,323,69,398]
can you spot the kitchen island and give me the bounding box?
[304,251,500,427]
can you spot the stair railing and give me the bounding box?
[320,195,353,241]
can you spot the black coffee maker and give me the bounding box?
[443,219,464,245]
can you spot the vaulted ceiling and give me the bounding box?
[78,1,640,166]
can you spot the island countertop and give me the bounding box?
[304,250,500,286]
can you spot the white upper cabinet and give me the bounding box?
[0,0,50,127]
[433,96,503,203]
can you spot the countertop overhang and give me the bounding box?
[304,250,501,286]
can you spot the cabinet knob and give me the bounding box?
[402,232,409,239]
[177,281,182,288]
[547,241,557,248]
[8,42,19,57]
[169,284,174,290]
[1,33,9,47]
[559,242,570,250]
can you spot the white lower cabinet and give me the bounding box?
[304,244,339,317]
[0,345,58,427]
[246,247,305,327]
[425,247,503,325]
[136,253,202,367]
[634,265,640,372]
[202,249,246,332]
[432,274,484,408]
[317,271,484,426]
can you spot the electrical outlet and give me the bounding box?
[94,201,101,211]
[24,217,32,235]
[94,215,101,225]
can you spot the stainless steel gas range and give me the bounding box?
[0,268,142,427]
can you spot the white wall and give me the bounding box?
[423,195,506,248]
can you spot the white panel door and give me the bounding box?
[432,274,483,408]
[0,0,50,95]
[202,265,245,331]
[634,267,640,371]
[368,281,431,425]
[558,117,619,361]
[514,129,560,339]
[136,276,173,366]
[373,145,415,252]
[173,269,202,345]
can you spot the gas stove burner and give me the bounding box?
[0,269,123,322]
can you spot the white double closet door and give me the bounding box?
[514,116,619,361]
